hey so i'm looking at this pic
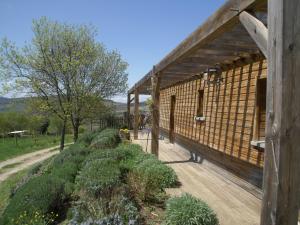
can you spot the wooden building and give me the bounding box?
[128,0,300,224]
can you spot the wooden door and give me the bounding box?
[169,95,176,143]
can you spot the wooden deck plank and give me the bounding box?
[132,132,261,225]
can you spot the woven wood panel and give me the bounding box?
[160,59,267,167]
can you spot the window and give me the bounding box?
[197,90,204,117]
[253,78,267,146]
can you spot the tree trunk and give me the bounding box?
[73,118,80,142]
[60,119,67,151]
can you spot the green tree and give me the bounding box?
[0,112,29,134]
[0,17,128,148]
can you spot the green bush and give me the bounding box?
[112,143,177,202]
[114,143,177,190]
[77,131,98,146]
[1,175,70,225]
[2,141,94,225]
[70,188,139,224]
[50,162,79,183]
[11,157,56,197]
[85,143,143,166]
[89,129,120,149]
[115,143,146,171]
[50,143,90,169]
[75,159,121,197]
[163,194,219,225]
[27,162,43,176]
[134,157,178,189]
[84,148,117,162]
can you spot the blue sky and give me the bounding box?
[0,0,225,102]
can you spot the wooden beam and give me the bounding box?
[133,89,139,140]
[127,93,131,129]
[128,70,152,94]
[260,0,300,225]
[239,11,268,57]
[128,0,267,95]
[151,70,161,157]
[156,0,267,73]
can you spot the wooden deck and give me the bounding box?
[132,131,261,225]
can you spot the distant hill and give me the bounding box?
[0,97,27,112]
[109,100,147,113]
[0,97,147,114]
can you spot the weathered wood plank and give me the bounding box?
[151,70,161,156]
[133,90,139,140]
[260,0,300,224]
[239,11,268,57]
[127,93,131,128]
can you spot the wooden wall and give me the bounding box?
[160,59,267,168]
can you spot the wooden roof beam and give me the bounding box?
[155,0,267,73]
[239,11,268,57]
[192,48,253,57]
[162,72,199,77]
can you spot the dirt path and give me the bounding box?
[0,143,72,183]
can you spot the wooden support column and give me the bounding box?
[151,69,161,156]
[133,89,139,140]
[239,11,268,58]
[127,93,131,129]
[260,1,300,225]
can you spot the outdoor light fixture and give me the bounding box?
[205,67,223,85]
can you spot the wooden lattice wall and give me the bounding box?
[160,59,267,167]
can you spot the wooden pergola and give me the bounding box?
[128,0,300,224]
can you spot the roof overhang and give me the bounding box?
[128,0,267,95]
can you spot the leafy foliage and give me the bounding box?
[50,162,79,183]
[70,190,139,225]
[0,17,128,142]
[49,143,91,169]
[163,194,219,225]
[75,159,121,197]
[1,128,126,225]
[89,128,120,149]
[77,131,98,146]
[134,157,178,189]
[1,175,70,225]
[0,169,28,218]
[114,143,177,202]
[3,129,211,225]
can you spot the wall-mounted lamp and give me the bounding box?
[205,67,223,85]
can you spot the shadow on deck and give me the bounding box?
[131,131,261,225]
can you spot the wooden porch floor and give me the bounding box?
[132,131,261,225]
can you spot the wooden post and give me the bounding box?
[260,1,300,225]
[151,68,161,156]
[133,89,139,140]
[127,93,131,129]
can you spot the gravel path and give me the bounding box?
[0,143,72,183]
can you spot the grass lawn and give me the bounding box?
[0,169,28,216]
[0,135,73,162]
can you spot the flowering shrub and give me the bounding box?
[119,128,130,140]
[1,175,69,224]
[9,211,58,225]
